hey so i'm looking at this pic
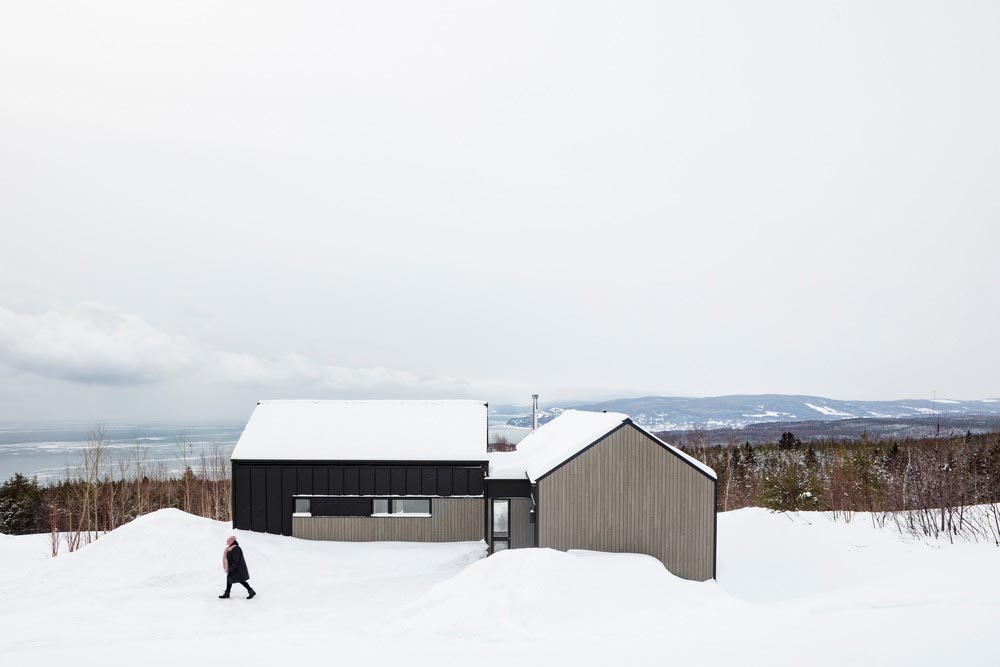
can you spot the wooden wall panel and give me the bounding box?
[510,497,534,549]
[292,498,484,542]
[537,424,716,581]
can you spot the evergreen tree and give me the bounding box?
[778,432,802,450]
[804,445,819,470]
[762,466,813,511]
[0,473,43,535]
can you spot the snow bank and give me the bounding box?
[403,547,728,641]
[0,532,54,585]
[718,508,1000,607]
[3,507,999,666]
[36,508,485,589]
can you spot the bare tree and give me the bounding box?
[74,423,108,546]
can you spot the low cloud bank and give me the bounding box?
[0,302,485,396]
[0,303,198,385]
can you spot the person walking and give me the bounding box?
[219,536,256,599]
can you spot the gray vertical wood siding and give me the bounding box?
[537,424,716,581]
[510,497,535,549]
[292,498,483,542]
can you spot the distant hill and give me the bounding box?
[661,415,1000,446]
[501,394,1000,433]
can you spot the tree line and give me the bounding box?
[679,430,1000,544]
[0,425,231,554]
[4,425,1000,549]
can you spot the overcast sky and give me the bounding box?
[1,1,997,422]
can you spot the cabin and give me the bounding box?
[230,399,717,581]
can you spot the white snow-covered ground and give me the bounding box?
[1,508,998,666]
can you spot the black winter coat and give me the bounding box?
[226,544,250,583]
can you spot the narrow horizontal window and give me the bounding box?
[294,498,311,515]
[371,498,431,516]
[391,498,431,515]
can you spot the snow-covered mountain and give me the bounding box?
[501,395,1000,432]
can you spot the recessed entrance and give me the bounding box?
[491,499,510,553]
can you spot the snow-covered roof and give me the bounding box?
[488,410,628,480]
[488,409,716,481]
[231,400,488,462]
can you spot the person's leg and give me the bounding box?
[238,580,256,598]
[219,581,233,598]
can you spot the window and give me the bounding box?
[391,499,431,515]
[492,499,509,535]
[371,498,431,516]
[492,499,510,554]
[294,498,311,516]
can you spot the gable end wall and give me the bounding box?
[537,423,716,581]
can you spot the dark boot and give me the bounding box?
[218,592,230,599]
[247,589,256,599]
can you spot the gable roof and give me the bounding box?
[487,409,716,481]
[231,400,488,462]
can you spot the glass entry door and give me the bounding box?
[491,499,510,552]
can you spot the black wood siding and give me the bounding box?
[375,467,390,495]
[281,467,296,536]
[232,462,487,536]
[438,467,453,496]
[234,465,251,528]
[406,468,421,494]
[453,468,469,495]
[313,468,328,495]
[297,468,313,495]
[330,467,344,495]
[390,467,405,494]
[345,467,360,495]
[249,467,266,532]
[486,478,532,498]
[359,467,375,495]
[311,497,373,517]
[266,467,282,534]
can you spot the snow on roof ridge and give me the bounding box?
[642,429,717,479]
[487,410,627,481]
[488,409,716,481]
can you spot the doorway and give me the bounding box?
[491,499,510,553]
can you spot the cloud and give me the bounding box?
[0,302,490,396]
[209,351,475,396]
[0,302,199,385]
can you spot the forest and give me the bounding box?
[683,430,1000,543]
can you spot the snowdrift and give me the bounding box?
[405,547,728,640]
[2,507,999,666]
[49,510,485,592]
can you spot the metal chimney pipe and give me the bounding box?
[531,394,539,431]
